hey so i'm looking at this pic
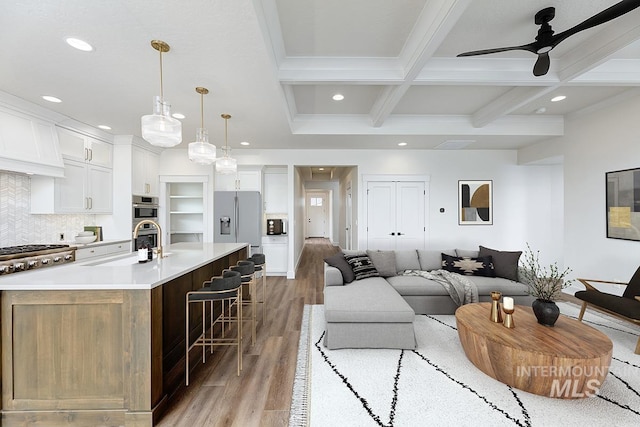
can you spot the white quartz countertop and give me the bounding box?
[0,242,248,291]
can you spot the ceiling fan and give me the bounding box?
[457,0,640,76]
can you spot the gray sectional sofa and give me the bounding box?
[323,247,535,350]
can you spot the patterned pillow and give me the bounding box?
[344,254,380,280]
[441,253,496,277]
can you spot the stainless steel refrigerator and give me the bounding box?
[214,191,262,252]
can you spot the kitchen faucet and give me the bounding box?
[133,219,164,258]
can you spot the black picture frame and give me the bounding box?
[458,180,493,225]
[606,167,640,241]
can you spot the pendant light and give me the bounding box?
[141,40,182,147]
[216,113,237,174]
[188,87,216,164]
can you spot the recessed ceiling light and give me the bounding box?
[42,95,62,103]
[398,142,408,146]
[240,141,250,146]
[98,125,112,130]
[551,95,566,102]
[172,113,185,119]
[332,93,344,101]
[65,37,93,52]
[319,167,325,171]
[534,107,547,114]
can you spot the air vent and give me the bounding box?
[435,139,475,150]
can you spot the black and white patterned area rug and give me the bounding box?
[289,303,640,427]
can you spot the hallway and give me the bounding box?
[157,238,336,426]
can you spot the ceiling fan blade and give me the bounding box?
[533,52,550,76]
[457,43,536,57]
[551,0,640,47]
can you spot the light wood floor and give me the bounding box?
[156,238,336,427]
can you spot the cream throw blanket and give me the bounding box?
[402,269,479,306]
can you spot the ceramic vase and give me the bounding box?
[532,299,560,326]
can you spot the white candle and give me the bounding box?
[503,297,514,310]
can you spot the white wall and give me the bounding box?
[560,95,640,282]
[227,149,562,269]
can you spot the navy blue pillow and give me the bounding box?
[442,253,496,277]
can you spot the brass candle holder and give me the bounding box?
[503,307,515,328]
[490,291,503,323]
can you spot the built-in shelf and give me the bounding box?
[168,182,204,244]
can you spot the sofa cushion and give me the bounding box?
[478,246,522,282]
[468,276,530,295]
[386,275,450,296]
[324,277,415,323]
[395,250,421,271]
[366,250,397,277]
[344,253,380,280]
[324,252,355,283]
[456,249,479,258]
[622,265,640,299]
[418,249,456,271]
[442,254,496,277]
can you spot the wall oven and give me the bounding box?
[132,195,159,251]
[133,195,159,220]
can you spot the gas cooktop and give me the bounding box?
[0,244,70,257]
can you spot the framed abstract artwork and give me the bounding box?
[606,168,640,241]
[459,180,493,225]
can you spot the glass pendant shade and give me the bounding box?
[141,96,182,147]
[188,128,216,165]
[216,114,237,174]
[216,154,237,174]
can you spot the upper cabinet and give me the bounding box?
[0,106,64,177]
[263,168,288,213]
[215,167,262,192]
[132,146,159,196]
[57,127,112,168]
[31,127,113,214]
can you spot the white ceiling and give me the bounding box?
[1,0,639,151]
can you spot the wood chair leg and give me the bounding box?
[578,301,587,321]
[635,336,640,355]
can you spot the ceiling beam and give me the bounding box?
[290,114,563,136]
[369,0,472,127]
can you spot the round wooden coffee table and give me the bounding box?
[455,302,612,399]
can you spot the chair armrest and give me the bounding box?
[577,278,628,292]
[635,296,640,302]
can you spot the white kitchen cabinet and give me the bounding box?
[57,127,112,168]
[54,159,113,213]
[263,170,288,213]
[132,146,159,196]
[75,240,131,261]
[0,106,64,176]
[215,167,262,191]
[261,235,288,275]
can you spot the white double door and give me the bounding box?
[367,181,425,250]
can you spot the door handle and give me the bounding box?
[397,232,403,236]
[390,232,395,236]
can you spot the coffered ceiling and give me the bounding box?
[1,0,639,151]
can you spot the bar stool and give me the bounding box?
[185,270,242,385]
[248,253,267,322]
[232,261,257,345]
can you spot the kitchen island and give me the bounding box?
[0,242,248,427]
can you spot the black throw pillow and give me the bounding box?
[344,253,380,280]
[478,245,522,281]
[441,253,496,277]
[324,252,355,283]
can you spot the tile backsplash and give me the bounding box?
[0,172,94,246]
